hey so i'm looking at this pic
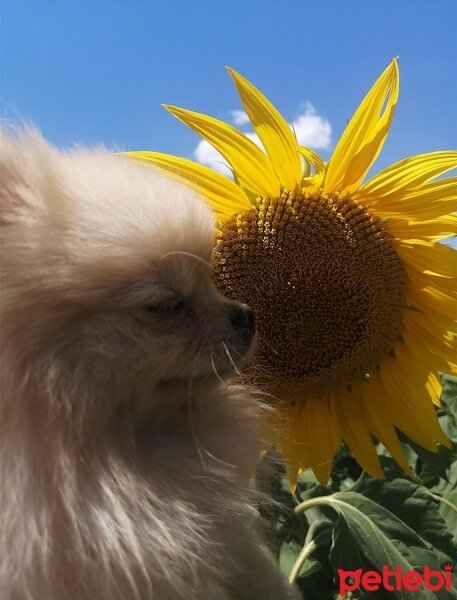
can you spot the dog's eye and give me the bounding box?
[145,297,185,314]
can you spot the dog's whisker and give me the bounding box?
[211,237,257,268]
[220,339,241,376]
[224,342,246,363]
[256,333,279,357]
[187,345,207,469]
[160,250,212,270]
[210,352,226,386]
[186,345,236,470]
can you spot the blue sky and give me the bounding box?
[2,0,456,178]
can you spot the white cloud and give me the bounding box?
[194,140,231,175]
[231,109,250,127]
[193,102,331,173]
[291,102,331,150]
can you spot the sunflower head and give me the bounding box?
[213,190,408,400]
[126,60,457,484]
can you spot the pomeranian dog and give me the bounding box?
[0,128,299,600]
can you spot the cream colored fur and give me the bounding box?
[0,129,299,600]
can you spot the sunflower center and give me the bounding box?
[213,192,408,398]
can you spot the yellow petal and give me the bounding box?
[369,371,438,453]
[363,177,457,218]
[406,302,456,339]
[380,345,450,448]
[407,286,457,324]
[324,59,399,195]
[404,263,457,299]
[351,379,412,476]
[330,389,384,478]
[297,146,325,176]
[227,67,302,192]
[386,214,457,241]
[356,152,457,202]
[403,313,456,366]
[125,151,251,219]
[404,310,456,353]
[426,371,444,406]
[397,241,457,278]
[402,324,455,377]
[300,396,342,485]
[164,105,280,199]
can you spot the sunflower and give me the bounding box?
[127,60,457,484]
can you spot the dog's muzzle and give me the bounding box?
[229,303,256,341]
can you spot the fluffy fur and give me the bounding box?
[0,129,299,600]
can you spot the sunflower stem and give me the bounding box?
[288,540,317,584]
[294,495,337,516]
[344,470,368,492]
[425,490,457,514]
[288,520,334,584]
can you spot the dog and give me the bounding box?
[0,128,299,600]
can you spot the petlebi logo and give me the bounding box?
[338,563,454,595]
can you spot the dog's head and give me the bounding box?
[0,128,255,421]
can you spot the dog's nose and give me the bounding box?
[229,304,256,335]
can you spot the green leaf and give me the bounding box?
[440,374,457,442]
[397,430,455,480]
[440,373,457,420]
[377,448,416,479]
[425,460,457,546]
[439,413,457,443]
[328,493,437,599]
[279,540,303,576]
[356,477,457,560]
[295,564,337,600]
[279,539,322,580]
